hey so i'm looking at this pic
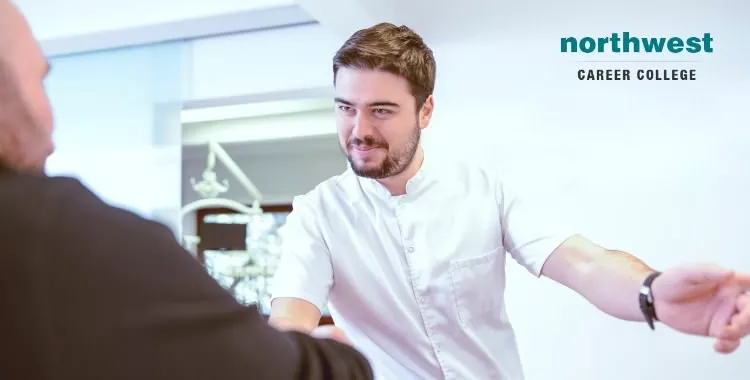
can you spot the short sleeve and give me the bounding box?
[270,194,333,313]
[497,177,576,277]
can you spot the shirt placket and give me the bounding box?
[394,198,452,379]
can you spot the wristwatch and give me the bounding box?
[639,271,662,330]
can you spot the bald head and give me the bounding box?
[0,1,39,69]
[0,0,54,173]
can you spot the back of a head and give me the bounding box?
[0,0,54,173]
[0,1,33,81]
[333,23,436,108]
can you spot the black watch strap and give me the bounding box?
[639,271,662,330]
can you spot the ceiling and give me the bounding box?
[294,0,510,44]
[16,0,296,40]
[21,0,742,60]
[15,0,314,56]
[15,0,510,56]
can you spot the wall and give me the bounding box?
[184,3,750,380]
[187,23,341,100]
[418,2,750,380]
[44,41,186,234]
[182,109,336,145]
[39,22,340,237]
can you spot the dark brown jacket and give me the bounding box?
[0,167,373,380]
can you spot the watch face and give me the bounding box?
[640,284,650,296]
[640,284,655,302]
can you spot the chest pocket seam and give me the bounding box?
[448,246,504,327]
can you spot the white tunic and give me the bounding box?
[271,153,573,379]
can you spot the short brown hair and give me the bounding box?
[333,23,436,108]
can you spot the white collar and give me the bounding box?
[355,150,435,202]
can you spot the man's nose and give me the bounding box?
[351,113,374,139]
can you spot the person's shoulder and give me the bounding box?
[0,173,113,240]
[291,168,361,211]
[0,172,96,211]
[29,174,167,235]
[434,155,502,191]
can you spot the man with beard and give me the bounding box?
[0,1,374,379]
[268,22,750,380]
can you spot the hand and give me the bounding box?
[651,264,750,353]
[310,325,352,346]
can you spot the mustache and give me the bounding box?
[348,136,388,149]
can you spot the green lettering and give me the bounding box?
[641,37,667,52]
[667,37,684,53]
[560,32,714,54]
[623,32,640,52]
[703,32,714,52]
[610,33,622,52]
[560,37,577,52]
[597,37,609,52]
[685,37,702,53]
[580,37,596,53]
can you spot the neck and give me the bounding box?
[376,146,424,196]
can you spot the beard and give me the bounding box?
[345,122,421,179]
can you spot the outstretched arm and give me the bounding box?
[541,234,750,354]
[540,234,655,321]
[495,175,750,353]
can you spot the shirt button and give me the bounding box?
[407,247,414,253]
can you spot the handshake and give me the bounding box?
[310,325,352,346]
[269,316,353,346]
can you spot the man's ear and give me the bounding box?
[419,95,434,130]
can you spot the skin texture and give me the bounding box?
[542,236,750,354]
[334,67,434,196]
[0,0,54,173]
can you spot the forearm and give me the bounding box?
[576,250,657,321]
[269,316,317,333]
[269,297,324,333]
